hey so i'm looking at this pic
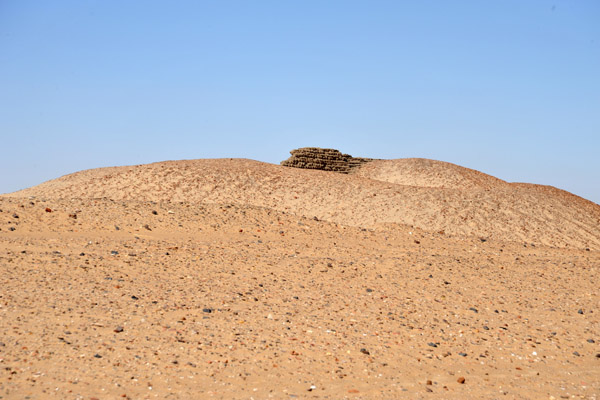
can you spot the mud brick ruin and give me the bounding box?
[280,147,375,173]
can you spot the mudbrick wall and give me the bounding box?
[280,147,375,173]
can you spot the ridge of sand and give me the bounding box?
[2,160,599,398]
[4,158,600,250]
[352,158,508,190]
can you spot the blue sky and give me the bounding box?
[1,1,599,203]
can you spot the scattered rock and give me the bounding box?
[45,208,52,213]
[360,348,370,355]
[457,377,466,384]
[114,326,124,333]
[427,342,438,348]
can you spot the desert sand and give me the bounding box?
[1,158,599,399]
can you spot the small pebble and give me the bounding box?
[457,377,465,384]
[202,308,213,313]
[427,342,438,348]
[578,309,584,315]
[469,307,478,313]
[458,352,467,357]
[114,326,124,333]
[360,348,370,355]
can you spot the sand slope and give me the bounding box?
[0,197,599,399]
[1,159,599,398]
[7,158,600,250]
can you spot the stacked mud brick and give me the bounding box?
[280,147,375,174]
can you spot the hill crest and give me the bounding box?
[4,157,600,250]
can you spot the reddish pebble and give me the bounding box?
[45,208,52,213]
[457,377,466,384]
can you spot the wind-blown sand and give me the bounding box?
[1,158,599,399]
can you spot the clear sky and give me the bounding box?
[1,1,599,203]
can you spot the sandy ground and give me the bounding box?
[1,159,599,399]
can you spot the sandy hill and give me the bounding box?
[353,158,508,190]
[2,159,599,398]
[5,158,600,250]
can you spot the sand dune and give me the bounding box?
[353,158,508,190]
[1,158,599,398]
[7,158,600,250]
